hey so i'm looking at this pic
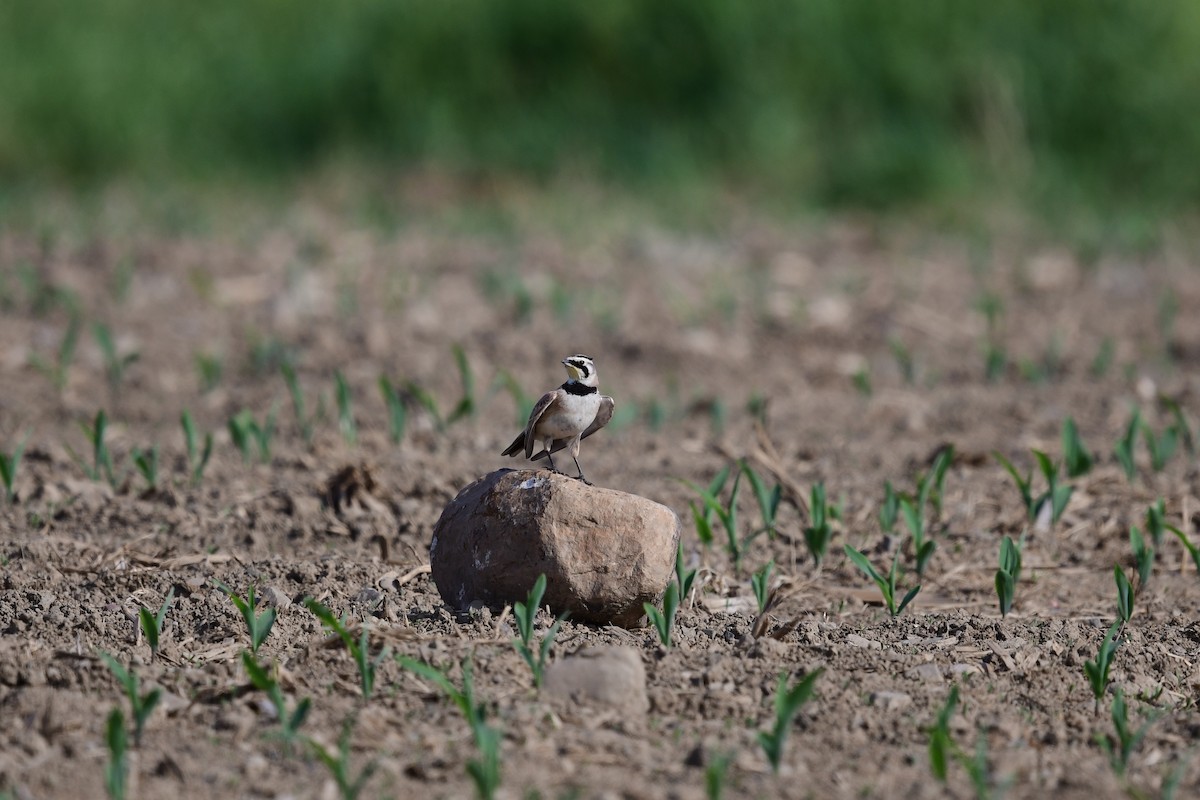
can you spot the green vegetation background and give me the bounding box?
[3,0,1199,223]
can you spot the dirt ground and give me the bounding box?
[2,186,1200,799]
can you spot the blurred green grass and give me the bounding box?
[2,0,1199,223]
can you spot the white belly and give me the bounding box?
[538,394,601,439]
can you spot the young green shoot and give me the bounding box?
[804,482,836,569]
[676,542,698,604]
[447,344,477,424]
[195,351,223,394]
[397,657,500,800]
[377,376,408,444]
[1114,565,1135,624]
[137,586,174,660]
[1129,525,1154,589]
[1169,524,1200,574]
[228,409,276,465]
[306,719,377,800]
[899,497,936,578]
[742,461,782,540]
[704,752,731,800]
[994,535,1022,618]
[105,707,128,800]
[281,363,316,446]
[1084,623,1123,713]
[242,651,310,747]
[29,313,80,396]
[215,580,276,655]
[492,370,531,430]
[920,446,954,520]
[1098,688,1155,778]
[1141,417,1178,472]
[69,410,119,486]
[1061,416,1094,478]
[994,451,1034,519]
[844,544,921,617]
[888,337,915,384]
[879,481,899,534]
[1160,396,1195,456]
[180,410,213,485]
[1031,450,1073,526]
[757,669,822,773]
[404,381,445,431]
[1145,498,1169,549]
[683,466,761,571]
[100,653,161,745]
[130,445,158,491]
[511,574,563,686]
[334,369,357,445]
[0,431,28,504]
[852,367,873,396]
[1114,408,1141,481]
[645,583,680,648]
[1091,337,1115,377]
[927,685,959,782]
[680,465,731,550]
[751,560,774,615]
[94,322,139,398]
[304,599,386,700]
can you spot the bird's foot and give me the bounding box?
[574,474,593,486]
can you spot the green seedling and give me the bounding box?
[100,653,161,745]
[492,370,531,429]
[1114,408,1141,480]
[1145,498,1169,549]
[1169,524,1200,574]
[397,657,500,800]
[751,560,774,615]
[215,581,276,655]
[644,583,680,648]
[804,482,836,568]
[852,366,873,396]
[195,351,223,393]
[281,363,316,446]
[404,381,445,431]
[29,314,80,395]
[447,344,477,424]
[684,466,761,571]
[105,708,128,800]
[681,465,731,550]
[757,669,822,773]
[94,322,139,397]
[676,542,698,603]
[1062,416,1094,478]
[1159,396,1195,456]
[984,342,1007,382]
[1141,418,1178,472]
[228,409,275,464]
[994,451,1034,518]
[899,497,936,578]
[180,410,213,485]
[928,685,959,781]
[746,393,769,428]
[742,461,782,540]
[1084,623,1123,712]
[130,445,158,490]
[1114,565,1134,624]
[994,535,1022,618]
[1091,337,1115,377]
[334,369,357,445]
[68,410,120,486]
[1032,451,1073,526]
[920,447,954,520]
[241,652,310,746]
[306,720,377,800]
[844,544,921,617]
[888,337,915,384]
[511,574,563,686]
[0,432,28,503]
[377,376,408,443]
[1098,688,1155,778]
[137,586,174,659]
[879,481,900,534]
[304,599,386,700]
[1129,525,1154,589]
[704,752,731,800]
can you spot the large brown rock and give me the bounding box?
[430,469,681,627]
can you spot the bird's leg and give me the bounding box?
[544,451,564,475]
[572,457,591,485]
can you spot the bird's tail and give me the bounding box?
[501,432,526,457]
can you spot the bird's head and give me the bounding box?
[562,354,598,387]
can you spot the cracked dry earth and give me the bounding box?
[2,196,1200,799]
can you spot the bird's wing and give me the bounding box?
[522,389,564,458]
[579,394,615,441]
[532,395,614,459]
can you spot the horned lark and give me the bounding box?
[501,354,615,484]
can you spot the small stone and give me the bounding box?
[846,634,881,650]
[259,586,292,610]
[542,646,649,717]
[906,663,944,684]
[869,691,912,711]
[430,469,681,627]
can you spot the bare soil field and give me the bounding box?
[2,189,1199,799]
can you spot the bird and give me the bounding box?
[501,354,615,485]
